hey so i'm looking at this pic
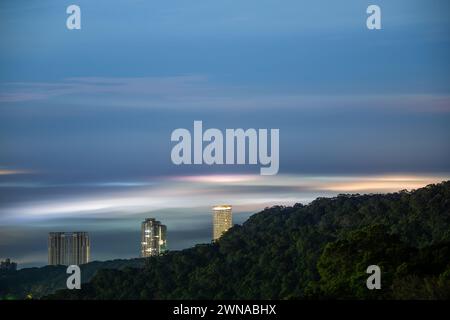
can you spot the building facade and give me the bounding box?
[141,218,167,257]
[212,205,233,241]
[48,232,90,266]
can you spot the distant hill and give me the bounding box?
[3,181,450,300]
[0,258,145,299]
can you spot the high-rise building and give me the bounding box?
[48,232,90,266]
[141,218,167,257]
[212,205,232,241]
[0,258,17,271]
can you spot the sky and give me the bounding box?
[0,0,449,268]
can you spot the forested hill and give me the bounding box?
[0,259,145,300]
[46,180,450,300]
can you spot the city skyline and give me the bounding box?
[1,175,450,268]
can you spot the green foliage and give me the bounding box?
[9,181,450,300]
[0,258,145,300]
[315,225,414,299]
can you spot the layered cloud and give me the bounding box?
[1,173,447,224]
[1,77,450,113]
[0,168,32,175]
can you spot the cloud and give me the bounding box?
[0,168,33,175]
[1,77,449,113]
[0,76,208,103]
[0,173,448,224]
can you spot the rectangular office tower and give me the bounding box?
[48,232,90,266]
[212,205,233,241]
[141,218,167,257]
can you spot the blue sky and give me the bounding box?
[0,0,449,267]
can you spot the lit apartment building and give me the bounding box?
[212,205,232,241]
[141,218,167,257]
[48,232,90,266]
